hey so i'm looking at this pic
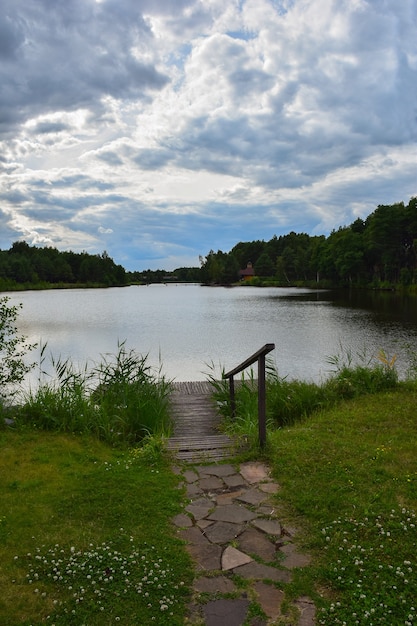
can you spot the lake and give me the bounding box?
[7,284,417,385]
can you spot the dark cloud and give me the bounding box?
[0,0,415,270]
[0,0,170,135]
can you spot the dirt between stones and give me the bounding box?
[171,461,316,626]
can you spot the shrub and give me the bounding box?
[0,296,36,403]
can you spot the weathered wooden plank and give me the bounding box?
[167,380,239,462]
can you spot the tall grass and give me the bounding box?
[208,347,401,449]
[16,342,172,445]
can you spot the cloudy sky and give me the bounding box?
[1,0,416,271]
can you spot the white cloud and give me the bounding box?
[0,0,415,269]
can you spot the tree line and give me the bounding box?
[0,241,127,289]
[200,198,417,288]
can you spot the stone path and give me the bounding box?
[172,461,316,625]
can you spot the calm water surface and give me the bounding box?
[8,285,417,384]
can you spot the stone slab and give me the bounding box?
[216,489,246,505]
[259,481,280,494]
[204,521,244,544]
[172,513,193,528]
[199,476,225,491]
[223,473,248,488]
[222,546,253,571]
[186,482,203,497]
[252,518,282,537]
[235,488,268,506]
[197,519,213,530]
[208,504,257,524]
[186,497,213,520]
[237,528,277,562]
[183,469,199,483]
[239,462,270,484]
[295,596,316,626]
[279,543,311,569]
[194,575,237,594]
[186,541,223,571]
[232,561,291,583]
[179,526,211,546]
[197,464,237,477]
[203,599,249,626]
[254,581,285,620]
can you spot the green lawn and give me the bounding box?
[267,386,417,624]
[2,385,417,625]
[0,431,192,625]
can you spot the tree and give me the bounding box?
[0,297,36,402]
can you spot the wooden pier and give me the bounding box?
[166,381,238,462]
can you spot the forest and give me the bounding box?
[0,241,128,289]
[1,198,416,290]
[200,198,417,288]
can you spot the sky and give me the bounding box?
[1,0,416,271]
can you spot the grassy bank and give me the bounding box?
[0,431,192,625]
[268,387,417,624]
[210,351,417,624]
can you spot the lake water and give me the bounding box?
[7,284,417,385]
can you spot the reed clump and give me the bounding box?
[15,341,172,445]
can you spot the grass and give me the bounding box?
[0,430,192,625]
[267,388,417,624]
[15,342,172,445]
[207,349,417,623]
[2,339,417,624]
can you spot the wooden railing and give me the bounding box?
[223,343,275,448]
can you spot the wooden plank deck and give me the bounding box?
[166,381,238,462]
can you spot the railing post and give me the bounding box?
[223,343,274,449]
[258,353,266,448]
[229,376,236,419]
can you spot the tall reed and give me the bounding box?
[17,342,172,444]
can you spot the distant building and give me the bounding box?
[238,261,255,281]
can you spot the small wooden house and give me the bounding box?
[238,261,255,281]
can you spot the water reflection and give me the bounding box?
[7,285,417,385]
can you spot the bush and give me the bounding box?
[0,296,36,403]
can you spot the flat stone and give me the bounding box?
[223,473,248,488]
[239,462,270,484]
[279,543,311,569]
[208,504,257,524]
[222,546,253,571]
[186,482,203,497]
[186,497,213,520]
[183,469,199,483]
[198,464,236,477]
[216,489,246,505]
[179,527,222,570]
[199,476,225,491]
[259,482,280,494]
[232,561,291,583]
[203,599,249,626]
[172,513,193,528]
[295,596,316,626]
[254,581,285,620]
[194,575,237,594]
[252,518,282,537]
[257,504,277,516]
[197,519,213,530]
[237,529,276,562]
[186,541,223,571]
[205,521,244,544]
[179,526,210,546]
[235,488,268,506]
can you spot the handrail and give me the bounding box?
[223,343,275,448]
